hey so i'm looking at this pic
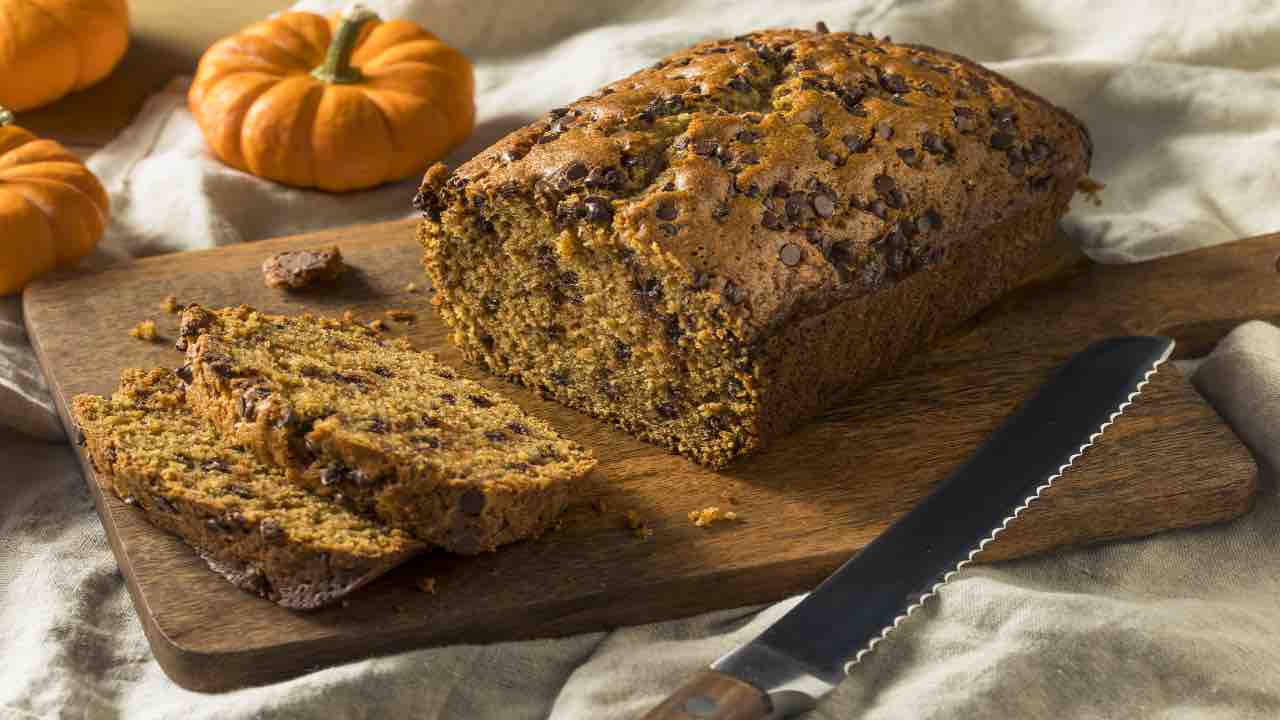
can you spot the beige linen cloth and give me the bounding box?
[5,0,1280,717]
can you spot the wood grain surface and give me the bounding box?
[22,220,1267,692]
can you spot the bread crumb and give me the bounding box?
[405,282,419,293]
[160,295,180,314]
[129,320,158,341]
[689,506,740,528]
[369,319,387,332]
[623,510,653,539]
[342,310,357,323]
[417,577,437,594]
[386,309,416,322]
[719,490,736,505]
[1076,177,1105,206]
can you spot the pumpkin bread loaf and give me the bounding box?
[178,304,596,554]
[72,369,422,610]
[416,28,1090,467]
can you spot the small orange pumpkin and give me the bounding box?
[0,107,110,295]
[189,4,475,193]
[0,0,130,111]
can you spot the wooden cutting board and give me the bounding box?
[23,220,1270,692]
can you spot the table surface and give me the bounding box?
[18,0,293,147]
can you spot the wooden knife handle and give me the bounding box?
[641,670,772,720]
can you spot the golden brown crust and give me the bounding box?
[416,28,1089,467]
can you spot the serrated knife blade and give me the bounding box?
[642,336,1175,720]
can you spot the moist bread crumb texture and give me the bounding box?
[417,28,1091,467]
[72,369,422,610]
[179,304,596,554]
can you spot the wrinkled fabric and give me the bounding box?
[5,1,1280,717]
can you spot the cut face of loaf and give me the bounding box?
[72,369,422,610]
[178,305,596,554]
[416,28,1090,467]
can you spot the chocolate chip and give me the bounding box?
[867,199,889,219]
[321,465,344,486]
[565,162,588,181]
[690,272,711,290]
[879,73,910,94]
[655,402,678,419]
[1027,139,1052,164]
[260,518,285,544]
[873,174,896,196]
[1030,174,1054,192]
[536,131,560,145]
[771,181,790,198]
[816,20,830,33]
[954,116,978,136]
[843,134,868,153]
[897,147,921,168]
[372,366,393,378]
[812,192,836,218]
[917,208,943,233]
[203,459,229,473]
[461,487,486,515]
[586,167,623,190]
[779,243,803,267]
[366,418,389,434]
[500,148,525,163]
[887,188,907,209]
[1008,158,1026,177]
[154,496,177,514]
[818,148,842,165]
[485,430,507,443]
[736,129,760,144]
[723,281,746,305]
[785,192,810,223]
[876,122,894,140]
[507,422,531,435]
[693,139,720,157]
[549,107,569,118]
[990,105,1017,126]
[468,394,494,408]
[658,222,680,236]
[761,210,783,231]
[225,483,253,499]
[922,132,950,155]
[440,393,457,406]
[174,364,193,384]
[583,196,613,222]
[550,369,571,387]
[614,340,633,362]
[656,199,678,220]
[727,75,752,94]
[712,203,731,221]
[991,132,1015,149]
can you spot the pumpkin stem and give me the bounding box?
[312,4,380,85]
[0,106,12,127]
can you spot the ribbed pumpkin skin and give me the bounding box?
[0,0,130,111]
[0,120,110,294]
[188,11,475,193]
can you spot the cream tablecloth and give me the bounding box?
[4,1,1280,717]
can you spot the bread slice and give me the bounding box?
[177,304,596,554]
[72,368,422,610]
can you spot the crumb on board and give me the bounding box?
[342,310,357,323]
[417,577,437,594]
[404,282,419,293]
[1076,177,1105,207]
[368,319,387,332]
[129,320,158,341]
[689,506,740,528]
[386,309,416,323]
[623,510,653,540]
[261,245,346,290]
[718,490,736,505]
[160,295,180,314]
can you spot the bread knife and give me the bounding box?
[642,336,1175,720]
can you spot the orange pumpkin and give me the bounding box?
[0,0,130,111]
[0,107,110,295]
[189,5,475,193]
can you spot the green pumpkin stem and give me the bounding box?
[0,107,13,127]
[312,4,379,84]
